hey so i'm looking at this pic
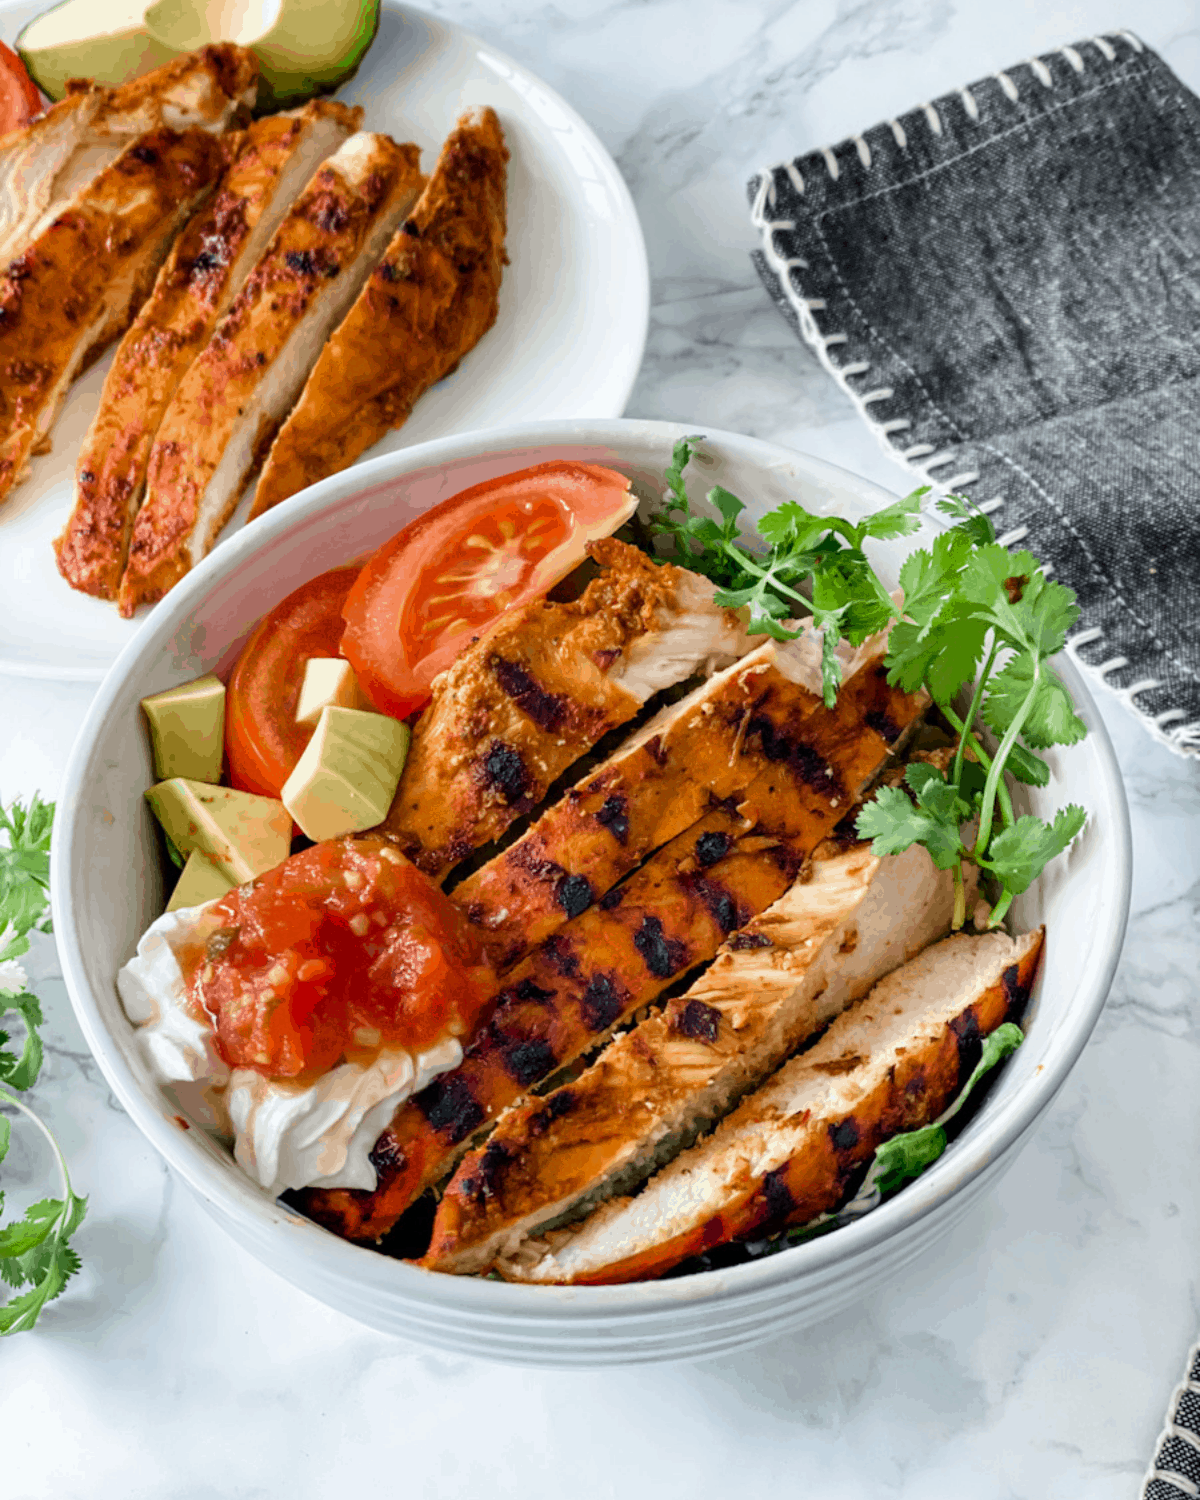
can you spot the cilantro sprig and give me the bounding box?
[652,435,921,706]
[650,439,1087,926]
[0,795,87,1334]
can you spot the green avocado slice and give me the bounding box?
[166,849,234,912]
[146,779,291,885]
[282,705,409,843]
[144,0,381,112]
[16,0,379,110]
[140,674,226,785]
[15,0,176,100]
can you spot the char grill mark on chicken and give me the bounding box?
[450,637,832,970]
[298,639,928,1245]
[424,839,976,1275]
[500,929,1043,1285]
[380,538,763,882]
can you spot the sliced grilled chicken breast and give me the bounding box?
[117,132,426,613]
[427,843,978,1274]
[55,100,362,598]
[503,927,1043,1284]
[381,539,764,882]
[451,624,886,972]
[298,648,927,1245]
[251,106,508,518]
[0,126,228,508]
[0,46,256,272]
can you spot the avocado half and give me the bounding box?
[16,0,177,100]
[16,0,381,110]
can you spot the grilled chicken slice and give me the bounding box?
[298,649,927,1244]
[54,101,362,599]
[381,539,763,882]
[426,842,978,1274]
[0,46,256,273]
[250,106,508,518]
[503,927,1043,1284]
[451,626,878,972]
[117,133,426,613]
[0,126,228,508]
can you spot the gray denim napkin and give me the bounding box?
[749,28,1200,756]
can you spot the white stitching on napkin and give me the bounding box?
[1029,57,1054,88]
[1142,1346,1200,1498]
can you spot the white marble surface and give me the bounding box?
[2,2,1198,1496]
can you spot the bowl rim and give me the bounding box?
[51,416,1133,1324]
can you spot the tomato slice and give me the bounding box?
[0,45,42,134]
[341,461,637,717]
[225,566,362,798]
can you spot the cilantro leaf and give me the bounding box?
[936,492,997,548]
[855,775,967,871]
[0,992,44,1093]
[0,795,54,946]
[0,795,89,1332]
[981,806,1087,895]
[983,654,1088,750]
[856,490,923,541]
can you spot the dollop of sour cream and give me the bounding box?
[117,902,463,1198]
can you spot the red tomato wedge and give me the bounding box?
[225,566,361,799]
[341,461,637,717]
[0,45,42,134]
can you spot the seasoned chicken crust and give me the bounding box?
[0,126,227,509]
[425,841,973,1274]
[117,131,425,613]
[54,100,361,598]
[0,46,257,274]
[380,537,761,881]
[504,928,1043,1284]
[300,631,927,1245]
[250,106,508,517]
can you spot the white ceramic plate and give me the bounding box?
[53,419,1132,1366]
[0,1,649,681]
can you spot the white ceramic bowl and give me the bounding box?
[52,420,1132,1367]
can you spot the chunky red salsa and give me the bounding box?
[191,837,491,1080]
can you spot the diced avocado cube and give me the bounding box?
[141,675,226,784]
[166,850,235,912]
[145,779,291,885]
[282,706,410,843]
[295,657,369,728]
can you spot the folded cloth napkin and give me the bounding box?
[1143,1340,1200,1500]
[749,28,1200,755]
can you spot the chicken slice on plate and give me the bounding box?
[250,106,508,518]
[0,125,228,508]
[451,626,880,972]
[381,538,764,883]
[298,643,928,1245]
[425,841,978,1274]
[502,927,1043,1284]
[55,99,362,599]
[0,45,256,272]
[117,132,426,614]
